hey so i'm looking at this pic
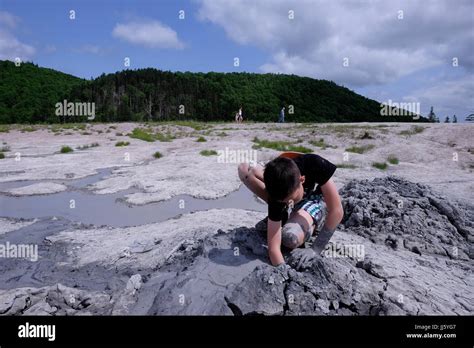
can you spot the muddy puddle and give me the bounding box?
[0,168,266,227]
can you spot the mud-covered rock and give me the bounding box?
[148,177,473,315]
[340,176,473,260]
[1,177,472,315]
[0,284,112,315]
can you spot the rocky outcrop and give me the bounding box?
[0,283,112,316]
[0,274,146,316]
[0,177,472,315]
[341,177,472,260]
[148,177,473,315]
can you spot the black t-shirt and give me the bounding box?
[267,154,337,222]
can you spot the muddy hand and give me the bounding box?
[289,248,318,270]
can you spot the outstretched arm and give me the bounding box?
[320,179,343,230]
[311,179,343,253]
[267,219,284,266]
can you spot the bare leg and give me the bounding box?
[281,209,314,249]
[238,163,268,203]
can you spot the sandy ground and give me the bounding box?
[0,122,472,315]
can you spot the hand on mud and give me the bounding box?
[275,262,291,272]
[289,248,318,270]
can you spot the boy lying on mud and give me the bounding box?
[238,152,343,269]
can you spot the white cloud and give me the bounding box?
[0,29,35,61]
[0,11,19,28]
[403,75,474,120]
[197,0,473,87]
[112,20,184,49]
[0,11,35,61]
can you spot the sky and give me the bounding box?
[0,0,473,121]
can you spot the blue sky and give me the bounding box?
[1,0,268,77]
[1,0,473,120]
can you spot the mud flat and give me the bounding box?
[0,177,472,315]
[0,122,472,315]
[0,122,472,203]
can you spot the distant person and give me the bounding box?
[235,107,243,123]
[279,107,285,123]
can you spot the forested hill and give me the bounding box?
[1,60,423,123]
[0,61,84,123]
